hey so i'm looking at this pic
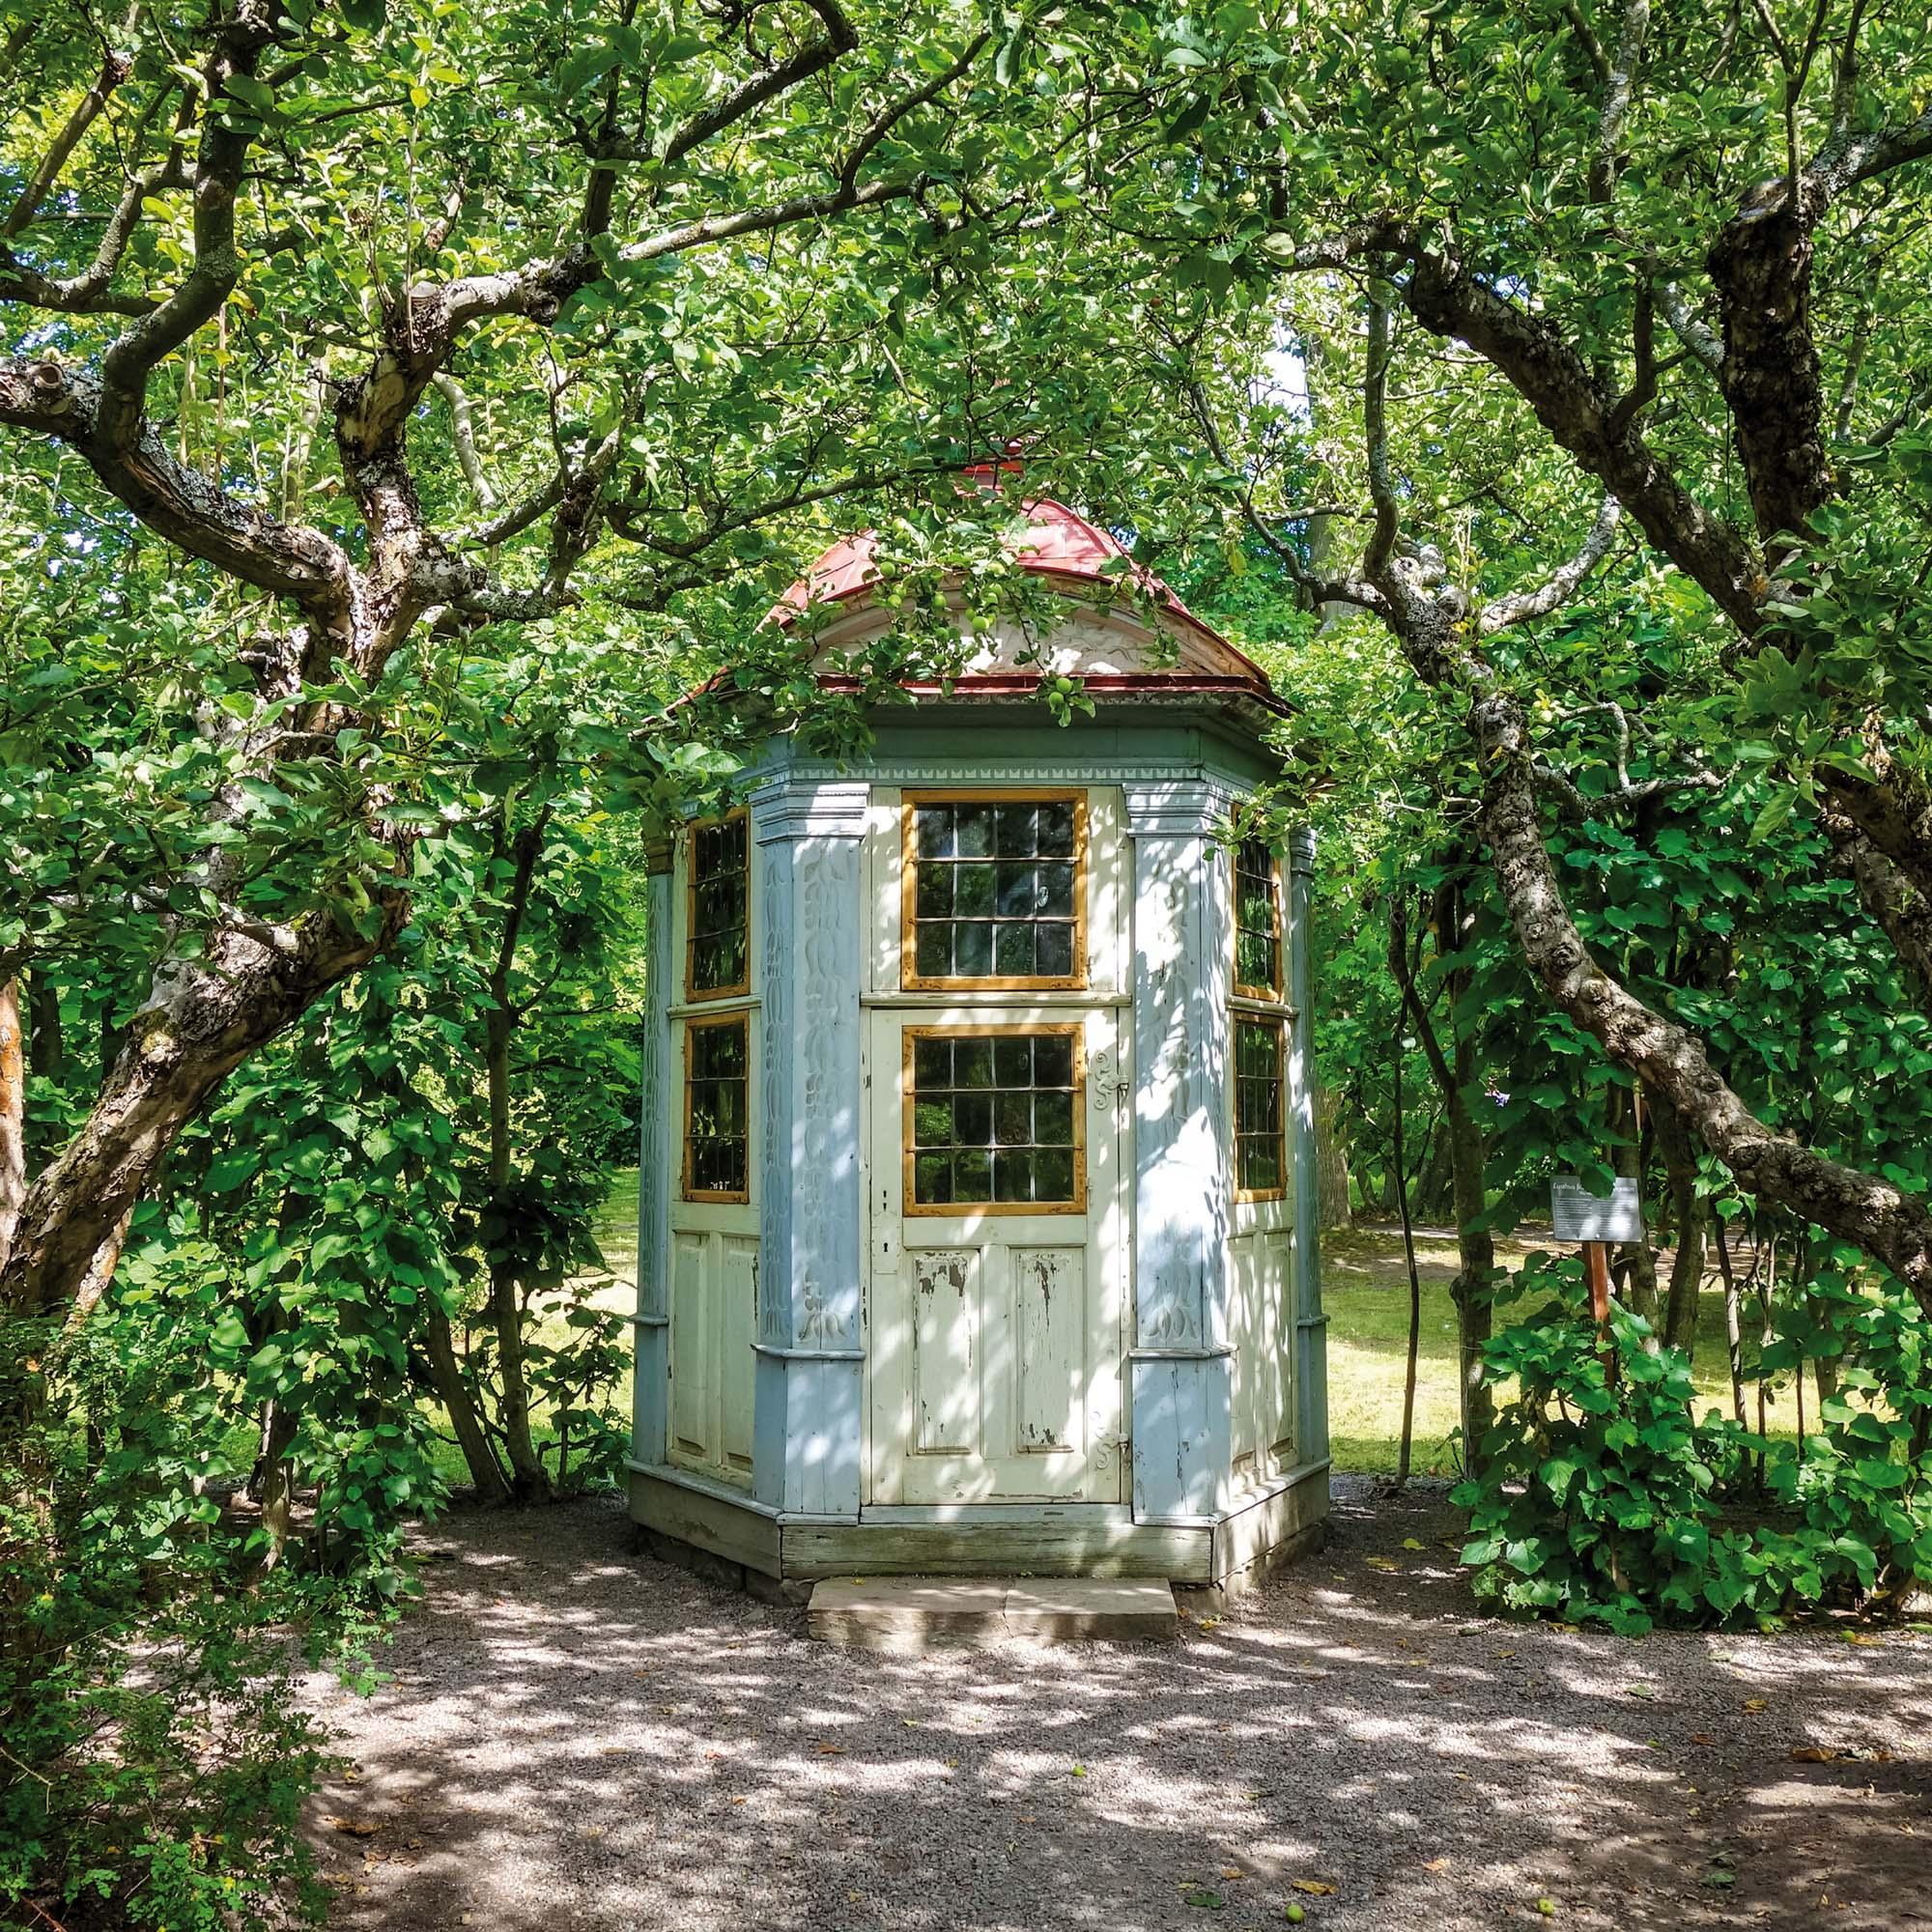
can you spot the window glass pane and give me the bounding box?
[953,921,994,976]
[993,923,1037,975]
[995,804,1037,855]
[684,1016,749,1196]
[954,808,994,858]
[1234,836,1282,995]
[1035,923,1074,978]
[1235,1017,1285,1196]
[954,1150,993,1202]
[995,1151,1036,1201]
[1034,1034,1074,1088]
[1034,1091,1073,1145]
[917,923,953,979]
[907,795,1083,983]
[1035,1149,1074,1201]
[953,1093,993,1146]
[916,863,952,917]
[916,806,953,857]
[688,814,750,995]
[953,864,995,917]
[996,862,1036,917]
[907,1029,1081,1209]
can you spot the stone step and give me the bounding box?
[806,1575,1179,1651]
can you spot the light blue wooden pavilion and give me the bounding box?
[629,493,1327,1590]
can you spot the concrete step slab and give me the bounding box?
[807,1575,1179,1651]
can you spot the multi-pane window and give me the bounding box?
[905,1028,1084,1212]
[686,810,749,1000]
[1234,1016,1286,1198]
[1234,835,1282,998]
[903,793,1084,987]
[683,1014,749,1199]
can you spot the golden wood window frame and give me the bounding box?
[1233,1012,1288,1203]
[899,788,1089,992]
[900,1022,1088,1217]
[1233,833,1284,1003]
[684,806,751,1004]
[681,1009,751,1204]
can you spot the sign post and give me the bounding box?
[1550,1177,1643,1381]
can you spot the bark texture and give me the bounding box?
[1368,574,1932,1324]
[1655,1101,1705,1356]
[0,910,399,1316]
[0,979,23,1274]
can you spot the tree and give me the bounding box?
[0,0,1220,1317]
[1137,0,1932,1315]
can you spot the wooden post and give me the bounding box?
[1584,1238,1615,1382]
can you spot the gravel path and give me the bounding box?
[299,1479,1932,1931]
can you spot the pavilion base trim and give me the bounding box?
[627,1458,1329,1588]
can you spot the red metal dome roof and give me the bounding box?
[777,493,1188,618]
[770,490,1286,719]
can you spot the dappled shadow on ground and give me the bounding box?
[298,1482,1932,1932]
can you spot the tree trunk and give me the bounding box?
[1315,1076,1353,1228]
[1613,1096,1661,1329]
[0,910,397,1317]
[481,808,551,1500]
[421,1300,514,1506]
[1389,876,1495,1474]
[0,980,23,1274]
[249,1397,300,1576]
[1715,1214,1747,1430]
[1390,953,1422,1487]
[1656,1102,1705,1357]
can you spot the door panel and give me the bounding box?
[868,1007,1125,1505]
[670,1233,710,1463]
[1013,1246,1084,1453]
[1228,1211,1295,1484]
[912,1248,980,1455]
[667,1225,757,1485]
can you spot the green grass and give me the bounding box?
[1323,1225,1798,1475]
[338,1177,1794,1491]
[588,1169,639,1293]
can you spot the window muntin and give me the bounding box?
[903,1026,1085,1214]
[1234,835,1283,1000]
[1234,1015,1286,1200]
[685,809,749,1001]
[902,792,1086,989]
[683,1013,750,1200]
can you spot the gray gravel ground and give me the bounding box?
[298,1478,1932,1932]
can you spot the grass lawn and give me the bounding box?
[1324,1223,1797,1476]
[526,1177,1791,1487]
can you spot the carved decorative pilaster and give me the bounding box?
[631,867,675,1463]
[1286,822,1328,1468]
[750,775,868,1516]
[1122,777,1240,1520]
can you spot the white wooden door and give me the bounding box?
[866,1006,1126,1504]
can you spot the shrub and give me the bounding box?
[1,1311,391,1932]
[1453,1262,1932,1633]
